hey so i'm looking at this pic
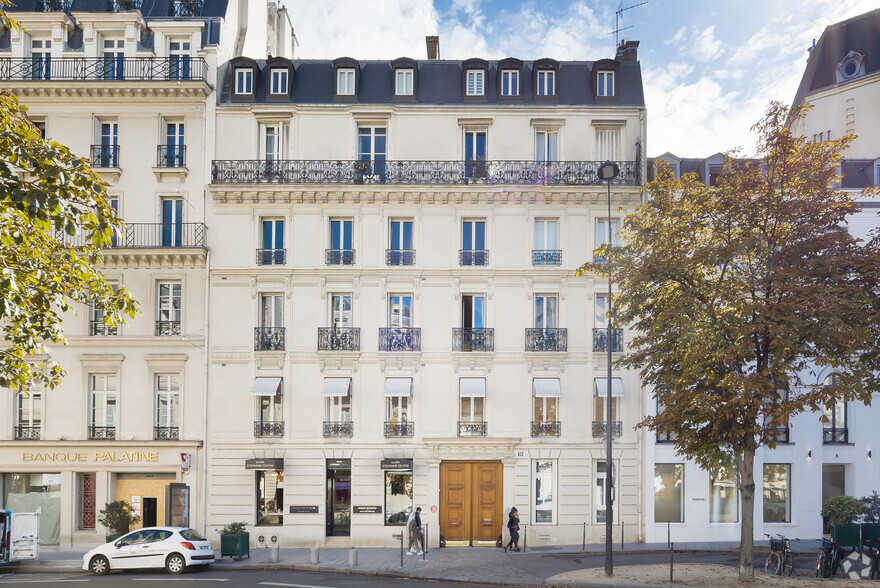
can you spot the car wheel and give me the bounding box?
[89,555,110,575]
[166,553,186,575]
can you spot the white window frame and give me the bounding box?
[156,282,182,326]
[596,218,620,248]
[15,387,42,428]
[459,395,484,423]
[259,293,283,328]
[154,374,180,429]
[594,460,618,525]
[270,68,288,95]
[534,218,558,251]
[388,294,413,328]
[534,294,558,329]
[235,68,253,94]
[386,395,409,423]
[330,293,352,328]
[536,70,555,96]
[466,69,484,96]
[259,123,284,161]
[395,69,413,95]
[595,127,620,162]
[500,69,519,96]
[258,385,283,424]
[533,395,558,423]
[325,394,351,422]
[337,68,355,95]
[89,374,117,429]
[532,460,556,524]
[597,70,614,97]
[535,130,558,162]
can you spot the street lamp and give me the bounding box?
[597,160,619,577]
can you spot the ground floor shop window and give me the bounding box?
[594,461,617,524]
[763,463,790,523]
[257,470,284,526]
[654,464,684,523]
[384,471,412,525]
[533,460,554,524]
[78,473,96,529]
[4,473,61,544]
[710,469,738,523]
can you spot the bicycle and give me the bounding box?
[816,537,845,578]
[868,539,880,580]
[764,533,796,576]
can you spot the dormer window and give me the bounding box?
[597,70,614,97]
[395,69,413,95]
[337,69,355,95]
[836,50,865,82]
[270,68,288,94]
[466,70,484,96]
[235,68,253,95]
[501,70,519,96]
[536,70,555,96]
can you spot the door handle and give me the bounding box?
[483,518,492,522]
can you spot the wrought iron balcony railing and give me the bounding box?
[823,426,848,444]
[531,420,561,437]
[458,421,487,437]
[593,328,624,353]
[89,320,118,336]
[211,159,642,186]
[452,328,494,352]
[525,328,567,352]
[89,425,116,440]
[154,426,180,440]
[169,0,203,16]
[384,421,414,438]
[532,250,562,266]
[318,327,360,351]
[656,430,678,443]
[379,327,421,352]
[91,145,119,168]
[0,57,208,82]
[156,320,181,336]
[58,222,207,249]
[37,0,71,11]
[592,420,623,438]
[108,0,143,11]
[459,249,489,266]
[254,421,284,437]
[386,249,415,266]
[325,249,355,265]
[157,145,186,168]
[255,327,285,351]
[256,248,286,265]
[323,421,354,437]
[14,425,41,440]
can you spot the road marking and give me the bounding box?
[259,583,340,588]
[0,581,89,584]
[131,580,228,583]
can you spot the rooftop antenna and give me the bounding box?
[610,1,648,48]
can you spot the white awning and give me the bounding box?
[533,378,562,397]
[322,377,351,397]
[384,377,413,397]
[595,377,625,398]
[251,377,282,397]
[459,378,486,398]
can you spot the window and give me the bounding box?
[168,40,191,80]
[597,70,614,96]
[257,383,282,430]
[30,39,51,80]
[326,391,351,422]
[331,293,352,328]
[328,219,353,264]
[501,70,519,96]
[235,68,253,94]
[763,463,790,523]
[15,387,42,439]
[595,128,620,162]
[655,401,677,442]
[466,70,484,95]
[595,294,609,329]
[156,282,181,336]
[89,374,117,439]
[395,69,413,95]
[260,294,283,329]
[460,395,484,423]
[594,461,617,524]
[654,464,684,522]
[594,394,618,430]
[358,127,386,179]
[259,218,284,265]
[154,374,180,439]
[388,219,413,265]
[464,130,487,178]
[78,473,96,530]
[533,394,558,424]
[270,68,288,94]
[389,295,412,328]
[461,219,487,265]
[385,471,412,526]
[534,295,557,329]
[535,130,558,163]
[32,120,46,139]
[536,70,555,96]
[337,68,355,95]
[161,121,185,168]
[533,461,555,524]
[161,198,183,247]
[95,122,118,167]
[256,470,284,526]
[102,39,124,80]
[461,294,485,330]
[533,219,559,265]
[710,468,739,523]
[387,394,409,424]
[260,123,283,161]
[596,218,619,248]
[822,374,848,444]
[90,283,119,335]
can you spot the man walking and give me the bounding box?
[407,507,423,555]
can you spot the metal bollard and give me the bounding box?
[269,546,279,562]
[669,541,674,582]
[400,530,404,568]
[583,521,586,552]
[310,547,319,564]
[422,524,427,560]
[349,549,358,566]
[621,520,624,550]
[523,524,527,553]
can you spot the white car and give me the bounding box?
[83,526,215,575]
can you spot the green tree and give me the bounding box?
[580,102,880,581]
[1,64,138,392]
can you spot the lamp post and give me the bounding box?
[597,160,619,577]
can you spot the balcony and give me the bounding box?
[14,426,41,440]
[0,57,209,82]
[384,421,414,438]
[255,327,285,351]
[452,328,494,352]
[59,223,207,249]
[89,320,117,336]
[531,420,561,437]
[254,421,284,437]
[156,321,181,336]
[211,159,642,186]
[89,426,116,440]
[593,328,624,353]
[459,249,489,266]
[256,249,286,265]
[592,421,623,438]
[525,328,567,352]
[325,249,355,265]
[323,421,353,438]
[37,0,71,11]
[318,327,360,351]
[169,0,203,16]
[379,328,421,352]
[91,145,119,168]
[458,421,487,437]
[823,427,848,444]
[157,145,186,168]
[386,249,415,266]
[154,426,180,440]
[532,250,562,266]
[108,0,142,10]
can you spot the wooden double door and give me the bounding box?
[440,461,502,546]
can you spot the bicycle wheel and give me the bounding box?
[815,552,825,578]
[781,553,794,577]
[764,551,780,575]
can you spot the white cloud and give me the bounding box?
[690,26,723,62]
[665,26,686,45]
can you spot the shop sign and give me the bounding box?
[327,459,351,470]
[22,451,160,463]
[380,458,412,470]
[245,458,284,470]
[353,506,382,514]
[289,505,319,514]
[180,453,191,471]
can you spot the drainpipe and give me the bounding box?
[201,238,211,534]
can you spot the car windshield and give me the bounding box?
[180,529,207,541]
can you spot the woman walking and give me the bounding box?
[506,507,520,552]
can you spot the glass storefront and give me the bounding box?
[257,470,284,526]
[4,473,62,544]
[384,471,412,525]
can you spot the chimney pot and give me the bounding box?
[426,35,440,60]
[616,39,639,62]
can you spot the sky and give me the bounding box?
[284,0,877,158]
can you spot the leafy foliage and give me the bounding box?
[861,491,880,524]
[0,90,138,393]
[579,102,880,581]
[821,495,865,525]
[218,521,248,535]
[97,500,140,535]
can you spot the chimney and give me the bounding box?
[616,39,639,62]
[426,36,440,60]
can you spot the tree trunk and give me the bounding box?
[738,447,757,582]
